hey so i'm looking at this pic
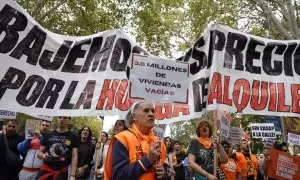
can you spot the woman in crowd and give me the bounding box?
[164,136,176,180]
[112,119,127,135]
[104,100,166,180]
[91,137,97,145]
[188,119,228,180]
[76,126,95,180]
[94,120,127,178]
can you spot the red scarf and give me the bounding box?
[38,164,68,180]
[197,137,212,149]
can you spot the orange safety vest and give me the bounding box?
[235,152,258,180]
[104,130,166,180]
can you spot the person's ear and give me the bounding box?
[132,112,136,121]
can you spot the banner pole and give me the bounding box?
[280,117,286,142]
[213,111,218,177]
[94,116,104,180]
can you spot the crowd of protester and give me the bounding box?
[0,101,297,180]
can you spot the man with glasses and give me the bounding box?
[36,116,79,180]
[220,141,242,180]
[0,120,24,180]
[17,120,51,180]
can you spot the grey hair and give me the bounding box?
[125,100,151,127]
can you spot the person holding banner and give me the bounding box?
[17,120,51,180]
[104,100,167,180]
[36,116,79,180]
[219,141,242,180]
[188,119,227,180]
[232,139,259,180]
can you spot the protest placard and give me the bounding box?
[288,133,300,146]
[227,127,243,144]
[25,119,41,139]
[251,123,276,138]
[264,116,282,135]
[30,114,53,121]
[262,138,276,148]
[129,54,189,103]
[218,111,231,139]
[267,148,300,180]
[0,110,16,119]
[153,124,167,140]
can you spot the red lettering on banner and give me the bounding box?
[172,105,189,117]
[155,104,189,120]
[250,80,268,110]
[277,83,290,112]
[291,84,300,113]
[223,75,232,106]
[155,104,172,120]
[206,72,296,114]
[268,83,277,111]
[115,80,132,111]
[96,79,119,110]
[233,79,250,112]
[208,72,222,104]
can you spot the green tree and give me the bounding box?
[170,119,197,148]
[51,117,102,138]
[16,0,300,58]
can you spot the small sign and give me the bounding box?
[25,119,41,139]
[288,133,300,146]
[263,138,276,148]
[153,124,167,140]
[0,110,16,119]
[264,116,282,135]
[219,112,231,138]
[251,123,276,139]
[129,54,189,103]
[31,114,52,121]
[227,127,243,144]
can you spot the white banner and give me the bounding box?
[251,123,276,138]
[0,0,299,124]
[129,54,189,103]
[288,133,300,146]
[0,110,16,119]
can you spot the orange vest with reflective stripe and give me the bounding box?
[235,152,258,180]
[104,130,166,180]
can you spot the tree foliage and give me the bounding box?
[51,117,102,138]
[16,0,300,57]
